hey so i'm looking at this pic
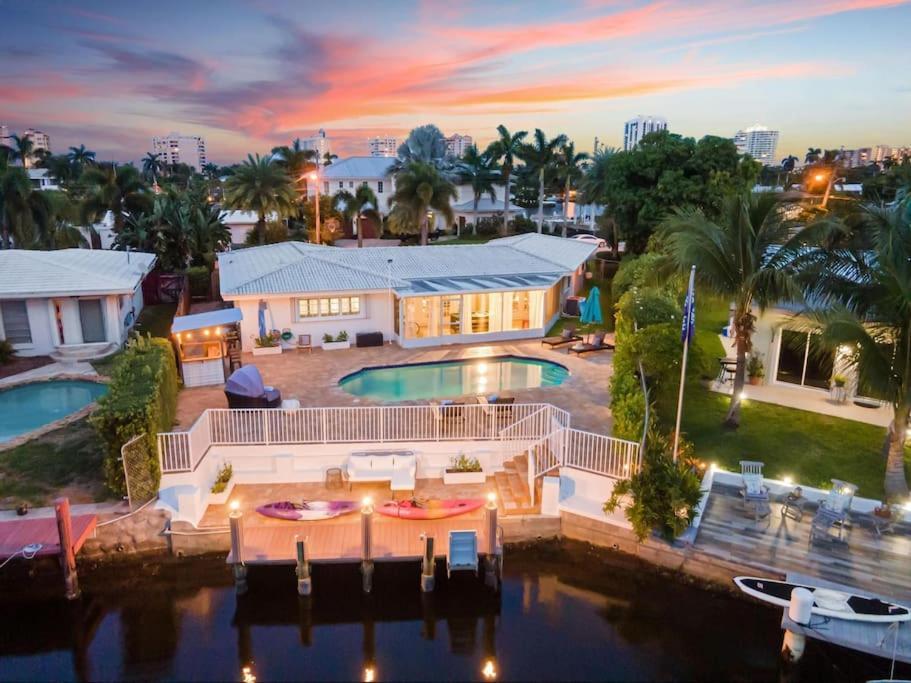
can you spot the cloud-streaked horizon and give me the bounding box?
[3,0,909,164]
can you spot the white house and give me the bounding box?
[217,234,596,350]
[28,169,60,191]
[221,210,278,246]
[313,156,396,215]
[0,249,156,358]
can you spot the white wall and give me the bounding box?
[233,291,396,351]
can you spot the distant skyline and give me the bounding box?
[3,0,910,165]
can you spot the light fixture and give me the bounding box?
[710,462,718,471]
[242,666,256,683]
[230,500,240,512]
[739,391,747,401]
[364,666,375,682]
[482,658,497,680]
[783,475,793,486]
[487,491,497,504]
[204,328,210,336]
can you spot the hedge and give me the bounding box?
[89,336,179,495]
[187,265,210,300]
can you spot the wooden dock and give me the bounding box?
[0,513,96,560]
[781,572,911,665]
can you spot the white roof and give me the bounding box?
[0,249,156,298]
[218,234,595,298]
[452,197,526,213]
[321,157,395,180]
[171,307,242,333]
[221,210,278,225]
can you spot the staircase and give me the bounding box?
[51,342,119,363]
[494,453,541,515]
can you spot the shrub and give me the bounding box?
[448,454,482,472]
[187,265,210,300]
[617,288,678,330]
[612,253,667,300]
[0,338,14,365]
[254,333,279,348]
[89,336,179,495]
[336,330,349,342]
[509,215,537,234]
[211,462,233,494]
[244,220,289,246]
[747,353,765,379]
[604,430,703,542]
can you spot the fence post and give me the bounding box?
[262,409,271,445]
[321,409,328,444]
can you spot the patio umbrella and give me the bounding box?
[257,300,267,338]
[580,287,603,325]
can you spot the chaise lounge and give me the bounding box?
[541,325,582,348]
[224,365,282,409]
[568,331,615,355]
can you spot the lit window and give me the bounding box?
[350,297,360,314]
[329,298,340,315]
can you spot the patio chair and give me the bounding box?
[739,460,770,521]
[224,365,282,409]
[447,530,479,578]
[431,400,464,422]
[810,479,858,544]
[296,334,312,353]
[568,331,615,355]
[491,396,514,420]
[541,326,582,348]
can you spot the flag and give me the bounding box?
[680,266,696,345]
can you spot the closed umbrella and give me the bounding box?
[580,287,603,325]
[258,300,267,338]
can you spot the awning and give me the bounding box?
[397,273,560,296]
[171,307,243,334]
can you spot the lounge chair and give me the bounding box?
[541,326,582,348]
[224,365,282,409]
[739,460,770,521]
[431,400,464,421]
[296,334,312,353]
[810,479,858,544]
[568,331,615,355]
[447,530,479,578]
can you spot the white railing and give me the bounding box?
[562,428,640,480]
[159,403,567,474]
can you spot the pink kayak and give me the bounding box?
[256,500,358,521]
[376,498,485,520]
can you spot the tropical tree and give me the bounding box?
[658,192,803,428]
[519,128,568,233]
[805,147,822,165]
[223,154,297,245]
[38,154,74,187]
[780,155,799,188]
[141,152,164,184]
[554,141,589,238]
[333,185,380,248]
[27,190,86,249]
[322,152,338,166]
[81,163,149,232]
[67,144,96,174]
[201,162,220,180]
[798,199,911,498]
[395,124,448,169]
[488,125,527,236]
[389,161,456,245]
[9,135,35,169]
[271,139,317,188]
[579,147,619,254]
[0,166,33,248]
[457,145,499,236]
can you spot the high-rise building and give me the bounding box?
[873,145,893,164]
[445,133,473,158]
[300,129,331,160]
[152,132,207,170]
[623,115,667,151]
[0,125,12,150]
[368,136,398,157]
[733,125,779,165]
[23,128,51,156]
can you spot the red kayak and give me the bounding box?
[377,498,485,520]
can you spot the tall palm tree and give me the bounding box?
[201,162,220,180]
[81,163,150,232]
[579,147,619,254]
[554,142,589,238]
[9,135,35,169]
[798,199,911,498]
[396,124,448,167]
[322,152,338,166]
[0,166,32,248]
[519,129,568,233]
[659,193,803,428]
[38,154,74,187]
[223,154,297,245]
[805,148,822,165]
[271,139,317,189]
[457,145,499,236]
[141,152,163,184]
[67,144,96,175]
[333,185,380,248]
[390,161,456,245]
[780,154,799,189]
[488,125,527,236]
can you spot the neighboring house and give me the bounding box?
[217,234,595,350]
[222,210,278,246]
[0,249,156,358]
[28,169,60,191]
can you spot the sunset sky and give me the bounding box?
[4,0,910,164]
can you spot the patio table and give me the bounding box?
[717,358,737,384]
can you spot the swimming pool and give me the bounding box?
[339,355,569,401]
[0,380,108,443]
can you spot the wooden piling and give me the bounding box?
[484,497,500,591]
[54,497,80,600]
[229,507,247,595]
[361,500,374,593]
[295,536,312,596]
[421,535,435,592]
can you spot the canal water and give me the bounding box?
[0,541,903,681]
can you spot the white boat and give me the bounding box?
[734,576,911,624]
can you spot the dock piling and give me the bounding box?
[54,497,80,600]
[484,493,500,591]
[361,497,374,593]
[229,502,248,595]
[421,534,435,592]
[295,536,312,596]
[781,588,812,663]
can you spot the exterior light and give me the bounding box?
[710,462,718,471]
[308,172,318,181]
[487,491,497,504]
[204,328,210,336]
[814,173,825,182]
[186,332,193,340]
[364,666,375,682]
[242,666,256,683]
[783,475,793,486]
[482,658,497,680]
[230,500,240,512]
[362,496,374,514]
[215,327,223,336]
[739,391,747,401]
[175,332,181,341]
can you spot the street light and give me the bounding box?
[307,169,321,244]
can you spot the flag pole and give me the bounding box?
[672,266,696,463]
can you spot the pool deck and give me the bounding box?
[175,339,614,434]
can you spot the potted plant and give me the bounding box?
[252,332,282,356]
[746,353,764,386]
[830,373,848,404]
[322,330,351,351]
[443,453,486,485]
[208,462,234,505]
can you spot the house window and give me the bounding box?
[338,181,343,190]
[0,300,31,344]
[776,329,834,390]
[377,181,384,194]
[323,182,329,194]
[297,296,361,319]
[348,181,354,188]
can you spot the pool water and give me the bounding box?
[339,356,569,401]
[0,380,108,443]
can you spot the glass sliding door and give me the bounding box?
[79,299,106,343]
[804,333,834,389]
[775,329,834,389]
[440,296,461,336]
[404,297,437,339]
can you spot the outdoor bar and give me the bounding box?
[171,308,243,388]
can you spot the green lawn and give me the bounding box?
[547,271,615,337]
[0,420,111,508]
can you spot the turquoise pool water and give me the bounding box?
[339,355,569,401]
[0,380,108,443]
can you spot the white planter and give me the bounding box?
[207,479,235,506]
[443,470,486,485]
[322,340,351,351]
[252,345,282,356]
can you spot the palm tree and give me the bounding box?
[333,185,380,248]
[142,152,163,184]
[579,147,619,254]
[0,166,32,248]
[390,161,456,245]
[396,124,448,167]
[67,145,96,175]
[9,135,35,169]
[488,125,527,236]
[798,199,911,499]
[457,145,499,236]
[201,162,220,180]
[38,154,74,187]
[27,190,86,249]
[659,193,803,428]
[554,141,589,238]
[271,139,317,189]
[805,148,822,165]
[519,129,567,233]
[780,155,799,189]
[81,163,150,232]
[322,152,338,166]
[223,154,297,245]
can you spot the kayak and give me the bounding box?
[734,576,911,623]
[256,500,358,521]
[377,498,485,520]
